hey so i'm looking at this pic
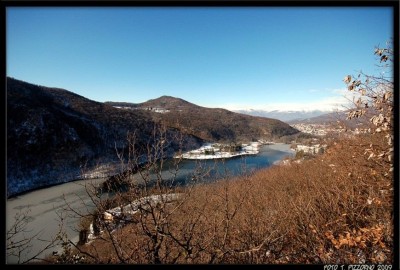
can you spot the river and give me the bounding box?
[6,143,294,264]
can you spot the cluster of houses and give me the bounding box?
[175,142,261,160]
[294,143,327,155]
[142,107,170,113]
[112,106,170,114]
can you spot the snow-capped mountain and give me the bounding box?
[233,109,331,123]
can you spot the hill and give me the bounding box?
[108,96,300,143]
[7,78,300,197]
[6,78,203,197]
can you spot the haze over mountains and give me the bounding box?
[7,77,300,197]
[286,111,347,125]
[233,109,333,122]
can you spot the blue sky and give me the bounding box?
[7,6,393,112]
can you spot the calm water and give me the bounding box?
[6,144,293,263]
[147,143,294,185]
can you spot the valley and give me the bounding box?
[7,77,301,197]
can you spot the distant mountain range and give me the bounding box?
[7,77,300,197]
[232,109,333,122]
[286,111,347,125]
[286,108,374,131]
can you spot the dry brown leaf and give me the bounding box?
[339,239,349,246]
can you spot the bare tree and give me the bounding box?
[6,208,64,264]
[342,39,394,173]
[53,120,274,264]
[54,124,220,263]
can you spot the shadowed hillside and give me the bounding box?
[6,78,203,197]
[107,96,300,143]
[7,79,299,197]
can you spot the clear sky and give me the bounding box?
[6,6,393,112]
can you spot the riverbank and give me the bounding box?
[58,134,394,264]
[6,144,293,263]
[6,178,106,264]
[174,142,261,160]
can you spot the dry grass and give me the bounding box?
[60,132,393,264]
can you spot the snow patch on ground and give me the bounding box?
[175,142,262,160]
